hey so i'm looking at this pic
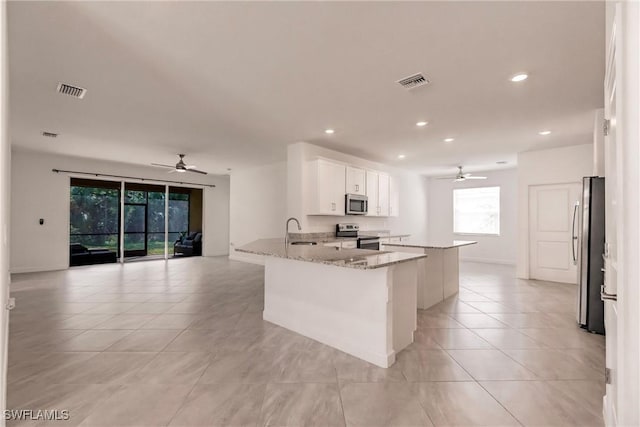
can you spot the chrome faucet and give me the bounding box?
[285,217,301,246]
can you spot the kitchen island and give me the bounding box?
[382,240,477,309]
[236,239,427,368]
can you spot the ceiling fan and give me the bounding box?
[151,154,208,175]
[437,166,487,182]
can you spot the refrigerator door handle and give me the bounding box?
[571,202,579,265]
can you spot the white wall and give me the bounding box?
[10,149,230,273]
[228,161,287,264]
[517,144,594,278]
[287,142,429,237]
[1,0,11,415]
[428,168,518,265]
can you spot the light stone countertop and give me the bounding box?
[359,232,412,239]
[382,240,478,249]
[235,238,427,270]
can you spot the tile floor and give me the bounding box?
[8,258,606,426]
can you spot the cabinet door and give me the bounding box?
[342,241,357,249]
[389,176,400,217]
[312,159,346,215]
[346,167,366,195]
[330,162,346,214]
[378,173,390,217]
[366,171,379,216]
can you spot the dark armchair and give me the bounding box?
[174,232,203,257]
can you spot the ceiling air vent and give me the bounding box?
[57,82,87,99]
[397,73,430,90]
[42,131,58,138]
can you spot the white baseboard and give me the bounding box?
[10,264,68,274]
[460,257,516,266]
[602,394,617,427]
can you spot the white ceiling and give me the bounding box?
[8,1,604,176]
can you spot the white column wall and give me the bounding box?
[0,0,10,418]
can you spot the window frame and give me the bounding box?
[452,186,501,237]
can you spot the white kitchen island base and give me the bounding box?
[263,256,417,368]
[383,241,477,310]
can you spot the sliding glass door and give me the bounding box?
[70,179,199,265]
[70,179,120,255]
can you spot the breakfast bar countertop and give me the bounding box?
[235,238,427,270]
[382,240,478,249]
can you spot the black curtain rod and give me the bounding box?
[51,169,216,188]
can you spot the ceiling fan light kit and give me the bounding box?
[437,166,487,182]
[151,154,208,175]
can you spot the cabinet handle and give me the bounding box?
[331,202,336,211]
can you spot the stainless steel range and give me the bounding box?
[336,223,380,250]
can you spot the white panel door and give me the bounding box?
[529,183,582,283]
[603,3,619,423]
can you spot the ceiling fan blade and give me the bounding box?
[187,169,208,175]
[465,176,487,180]
[167,169,178,174]
[151,163,176,169]
[185,165,197,169]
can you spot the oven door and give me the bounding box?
[358,238,380,250]
[346,194,368,215]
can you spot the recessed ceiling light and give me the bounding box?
[398,154,406,159]
[538,130,551,135]
[444,138,455,143]
[416,121,428,127]
[324,129,335,134]
[511,73,528,82]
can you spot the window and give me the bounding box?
[453,186,500,235]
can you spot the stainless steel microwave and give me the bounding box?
[345,194,368,215]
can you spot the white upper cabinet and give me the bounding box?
[308,159,346,216]
[346,166,366,195]
[378,172,390,217]
[389,176,400,217]
[366,170,380,216]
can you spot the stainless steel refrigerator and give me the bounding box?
[574,176,605,334]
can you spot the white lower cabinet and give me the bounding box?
[308,159,346,215]
[341,240,357,249]
[324,241,342,248]
[324,240,358,249]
